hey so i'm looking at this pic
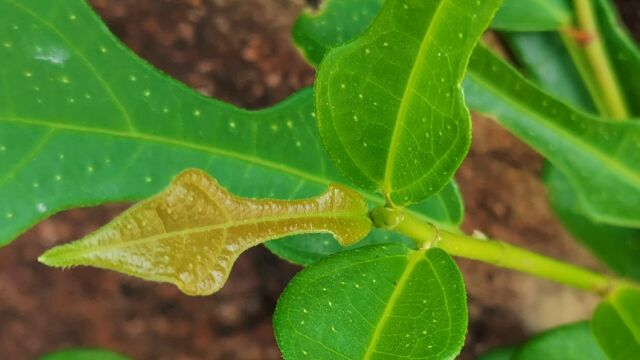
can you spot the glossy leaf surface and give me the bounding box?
[0,0,462,258]
[492,0,572,31]
[40,169,372,295]
[465,45,640,228]
[39,349,129,360]
[274,245,467,360]
[315,0,502,206]
[514,322,607,360]
[592,286,640,360]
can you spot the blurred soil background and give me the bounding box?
[1,1,639,359]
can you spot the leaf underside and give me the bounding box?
[274,245,467,360]
[0,0,463,263]
[39,169,372,296]
[315,0,502,206]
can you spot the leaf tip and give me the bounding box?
[38,245,70,268]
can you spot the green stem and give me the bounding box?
[572,0,629,119]
[559,31,609,116]
[381,208,622,296]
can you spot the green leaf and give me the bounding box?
[0,0,461,258]
[40,169,372,296]
[291,0,572,67]
[544,166,640,281]
[593,0,640,117]
[492,0,572,31]
[502,32,640,280]
[514,322,607,360]
[592,286,640,360]
[39,349,130,360]
[314,0,502,206]
[291,0,640,226]
[477,348,516,360]
[464,45,640,228]
[274,245,467,360]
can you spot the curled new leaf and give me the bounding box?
[39,169,372,296]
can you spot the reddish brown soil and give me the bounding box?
[1,1,638,359]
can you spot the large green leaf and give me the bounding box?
[501,32,640,280]
[0,0,461,260]
[492,0,572,31]
[40,169,373,296]
[314,0,502,206]
[274,245,467,359]
[592,286,640,360]
[514,322,607,360]
[291,0,640,226]
[39,349,129,360]
[464,45,640,228]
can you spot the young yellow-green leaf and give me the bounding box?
[39,169,372,296]
[592,286,640,360]
[465,45,640,228]
[39,349,129,360]
[315,0,503,206]
[0,0,462,262]
[491,0,572,31]
[274,245,467,360]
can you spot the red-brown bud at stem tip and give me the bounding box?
[562,27,596,46]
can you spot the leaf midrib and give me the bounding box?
[383,0,449,196]
[0,115,456,230]
[362,250,423,360]
[43,209,368,263]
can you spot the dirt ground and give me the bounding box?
[1,1,638,359]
